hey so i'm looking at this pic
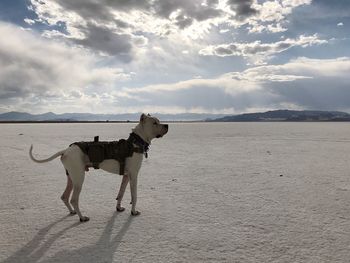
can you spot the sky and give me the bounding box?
[0,0,349,115]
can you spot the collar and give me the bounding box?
[127,132,150,158]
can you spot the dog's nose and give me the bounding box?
[164,124,168,130]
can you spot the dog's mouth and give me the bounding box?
[156,125,168,138]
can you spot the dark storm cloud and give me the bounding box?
[74,23,133,61]
[227,0,258,20]
[29,0,145,59]
[51,0,151,22]
[174,14,194,29]
[215,45,237,56]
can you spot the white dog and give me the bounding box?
[29,114,168,222]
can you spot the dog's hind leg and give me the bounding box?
[61,171,76,215]
[68,168,89,222]
[61,146,89,222]
[116,175,129,212]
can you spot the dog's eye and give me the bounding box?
[153,122,157,125]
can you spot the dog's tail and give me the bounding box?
[29,145,66,163]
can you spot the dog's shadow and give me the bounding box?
[2,212,133,263]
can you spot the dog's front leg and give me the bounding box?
[129,174,140,216]
[116,175,129,212]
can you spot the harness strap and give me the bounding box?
[127,133,150,158]
[119,160,125,175]
[119,147,144,175]
[132,147,144,154]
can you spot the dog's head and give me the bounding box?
[137,113,168,142]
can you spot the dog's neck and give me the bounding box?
[132,123,151,144]
[132,124,151,144]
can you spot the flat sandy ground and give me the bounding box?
[1,122,350,263]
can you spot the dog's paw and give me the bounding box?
[69,211,77,216]
[116,206,125,212]
[131,211,141,216]
[79,216,90,222]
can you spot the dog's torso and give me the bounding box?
[67,133,149,175]
[99,153,143,176]
[65,143,144,176]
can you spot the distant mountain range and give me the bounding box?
[208,110,350,122]
[1,110,350,122]
[0,111,225,122]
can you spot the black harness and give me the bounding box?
[127,132,150,158]
[72,133,149,175]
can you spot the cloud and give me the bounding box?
[199,34,328,64]
[73,23,133,60]
[114,57,350,113]
[24,18,35,25]
[27,0,313,62]
[236,0,312,33]
[1,23,349,116]
[227,0,258,20]
[257,57,350,109]
[0,22,127,103]
[3,1,348,115]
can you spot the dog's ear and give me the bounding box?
[140,113,147,123]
